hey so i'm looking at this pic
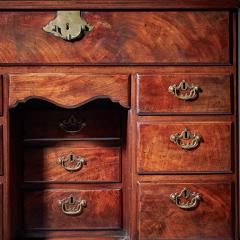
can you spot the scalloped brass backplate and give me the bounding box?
[43,11,93,41]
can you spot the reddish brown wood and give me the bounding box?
[24,189,122,230]
[137,121,232,173]
[0,11,231,65]
[23,110,121,139]
[24,142,121,183]
[0,126,2,176]
[9,74,130,108]
[137,74,233,114]
[138,182,233,239]
[0,183,2,239]
[0,76,3,116]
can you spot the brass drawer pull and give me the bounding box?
[58,153,87,172]
[59,114,87,134]
[168,80,200,101]
[170,128,202,150]
[59,195,87,216]
[170,188,201,210]
[43,11,93,41]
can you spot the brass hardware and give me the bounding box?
[58,153,86,173]
[59,114,86,134]
[168,80,200,101]
[170,128,202,150]
[59,195,87,216]
[170,187,201,210]
[43,11,93,41]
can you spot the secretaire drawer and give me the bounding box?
[24,189,122,230]
[138,182,233,239]
[137,121,232,173]
[137,74,232,114]
[24,110,121,139]
[0,11,231,65]
[24,142,121,183]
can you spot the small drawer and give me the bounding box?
[138,182,233,239]
[137,74,232,114]
[24,189,122,230]
[24,110,121,139]
[137,121,232,173]
[24,142,121,183]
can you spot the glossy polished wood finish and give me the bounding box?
[0,11,231,65]
[9,74,130,108]
[137,121,233,173]
[23,110,121,139]
[137,74,232,114]
[24,142,121,183]
[138,182,233,239]
[24,189,122,230]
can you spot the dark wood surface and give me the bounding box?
[137,74,233,114]
[23,110,121,139]
[0,126,2,176]
[138,182,233,239]
[0,11,231,65]
[137,121,233,174]
[24,142,121,183]
[0,0,238,9]
[9,74,130,108]
[24,189,122,230]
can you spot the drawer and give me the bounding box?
[24,110,121,139]
[138,182,233,239]
[0,11,231,65]
[137,121,232,173]
[0,76,3,116]
[24,142,121,183]
[0,184,2,238]
[137,74,232,114]
[0,125,2,175]
[24,189,122,230]
[9,73,130,108]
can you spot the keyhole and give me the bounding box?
[70,196,74,204]
[70,154,74,161]
[66,23,70,30]
[182,81,186,90]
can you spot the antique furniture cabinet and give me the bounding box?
[0,1,239,239]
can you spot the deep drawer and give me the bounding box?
[0,11,231,65]
[137,121,232,173]
[23,110,121,139]
[137,74,232,114]
[24,142,121,183]
[138,182,233,239]
[24,189,122,230]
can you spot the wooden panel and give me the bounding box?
[24,142,121,183]
[137,121,232,173]
[23,110,121,139]
[0,11,230,65]
[138,182,233,239]
[9,74,130,108]
[0,126,3,175]
[0,184,2,239]
[137,74,232,114]
[0,76,3,116]
[24,189,122,230]
[0,0,239,10]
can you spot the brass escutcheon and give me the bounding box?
[170,187,201,210]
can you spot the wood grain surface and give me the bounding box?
[137,74,232,114]
[24,142,121,183]
[137,121,233,173]
[9,73,130,108]
[0,11,231,65]
[138,182,233,239]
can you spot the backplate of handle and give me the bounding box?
[170,187,201,210]
[59,195,87,216]
[170,128,202,150]
[168,80,200,101]
[58,153,87,172]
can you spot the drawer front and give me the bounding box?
[138,182,233,239]
[0,125,2,175]
[0,11,230,65]
[24,110,121,139]
[0,184,2,239]
[0,76,3,116]
[137,121,232,173]
[24,142,121,183]
[9,73,130,108]
[137,74,232,114]
[24,189,122,230]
